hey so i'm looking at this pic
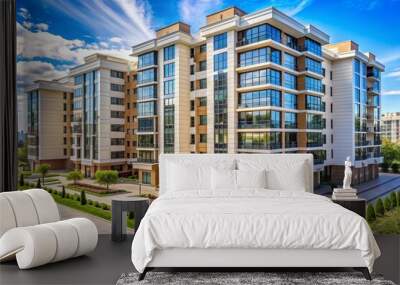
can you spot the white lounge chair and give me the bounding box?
[0,189,98,269]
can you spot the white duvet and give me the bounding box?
[131,190,380,273]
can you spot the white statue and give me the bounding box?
[343,156,352,189]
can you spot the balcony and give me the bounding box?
[238,121,280,129]
[285,141,298,148]
[238,143,282,150]
[313,158,325,165]
[307,142,324,148]
[137,126,154,133]
[72,125,82,133]
[137,142,158,148]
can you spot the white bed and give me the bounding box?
[131,154,380,280]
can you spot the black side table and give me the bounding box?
[112,197,149,242]
[332,198,366,218]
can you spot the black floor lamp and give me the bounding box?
[0,0,17,192]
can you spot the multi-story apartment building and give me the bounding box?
[382,112,400,142]
[131,6,384,186]
[69,54,132,177]
[26,79,74,170]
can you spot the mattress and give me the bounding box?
[131,190,380,273]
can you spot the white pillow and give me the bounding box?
[167,162,210,191]
[266,161,307,191]
[236,169,267,189]
[211,168,237,190]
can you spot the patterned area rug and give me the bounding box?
[116,271,395,285]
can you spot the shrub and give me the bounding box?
[76,196,80,202]
[36,178,41,188]
[128,212,134,219]
[80,190,87,205]
[36,164,50,185]
[384,196,392,212]
[101,203,110,210]
[61,186,66,198]
[397,192,400,208]
[95,201,100,208]
[48,188,53,194]
[366,204,376,222]
[65,193,70,199]
[381,162,390,172]
[88,199,93,205]
[390,192,398,208]
[375,199,385,217]
[67,170,83,184]
[95,170,118,191]
[391,161,400,173]
[19,173,24,186]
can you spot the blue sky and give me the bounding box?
[16,0,400,113]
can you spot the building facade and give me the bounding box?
[131,6,384,186]
[26,80,74,170]
[382,112,400,143]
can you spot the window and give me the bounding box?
[199,79,207,89]
[305,76,323,93]
[214,52,227,71]
[306,95,325,111]
[164,98,174,153]
[63,103,67,111]
[110,70,124,78]
[63,114,67,122]
[284,53,296,70]
[111,151,125,159]
[214,32,227,50]
[284,93,297,109]
[190,117,195,127]
[190,48,194,58]
[285,132,297,148]
[74,75,83,85]
[111,97,124,105]
[190,100,195,111]
[304,38,322,56]
[137,101,156,116]
[285,112,297,129]
[190,81,194,91]
[238,23,281,46]
[307,132,324,147]
[199,60,207,71]
[330,86,333,97]
[199,97,207,106]
[111,111,124,118]
[64,149,67,156]
[138,118,154,132]
[200,44,207,53]
[238,132,281,149]
[164,80,175,96]
[330,71,333,80]
[190,65,194,75]
[111,138,124,145]
[239,89,281,108]
[138,51,157,68]
[110,84,124,92]
[200,134,207,143]
[306,113,324,129]
[110,124,124,132]
[164,45,175,61]
[285,34,297,50]
[238,110,281,129]
[284,73,296,89]
[239,69,281,87]
[238,47,281,67]
[305,57,322,74]
[164,62,175,78]
[190,134,195,144]
[199,115,207,125]
[137,85,157,100]
[63,137,67,144]
[137,68,156,84]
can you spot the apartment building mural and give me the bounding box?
[26,6,384,187]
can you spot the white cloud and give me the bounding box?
[35,23,49,32]
[17,60,68,89]
[179,0,222,32]
[382,90,400,96]
[110,37,123,43]
[385,69,400,78]
[18,8,30,19]
[22,21,33,30]
[381,50,400,64]
[284,0,314,16]
[99,41,109,48]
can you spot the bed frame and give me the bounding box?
[138,248,371,280]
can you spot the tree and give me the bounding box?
[366,204,376,222]
[391,161,399,173]
[390,192,398,208]
[19,173,24,186]
[384,196,392,212]
[36,178,41,188]
[36,164,50,185]
[67,170,83,185]
[375,199,385,217]
[95,170,118,191]
[381,139,400,165]
[80,190,87,205]
[61,186,66,198]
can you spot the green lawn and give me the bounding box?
[369,208,400,234]
[67,184,127,196]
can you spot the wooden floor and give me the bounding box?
[0,235,398,285]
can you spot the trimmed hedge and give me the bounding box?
[366,204,376,222]
[375,198,385,217]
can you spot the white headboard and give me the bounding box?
[159,154,314,195]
